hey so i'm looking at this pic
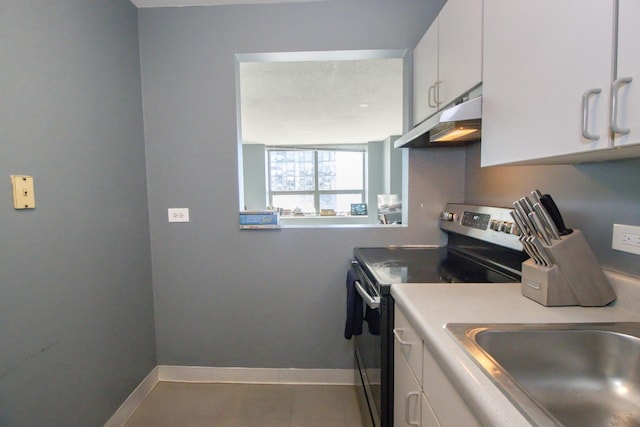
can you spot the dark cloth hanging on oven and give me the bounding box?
[345,269,381,338]
[344,269,364,339]
[364,305,380,335]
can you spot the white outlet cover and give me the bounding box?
[168,208,190,223]
[612,224,640,255]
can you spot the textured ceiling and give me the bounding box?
[239,58,403,146]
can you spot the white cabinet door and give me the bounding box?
[481,0,615,166]
[437,0,483,108]
[394,341,422,427]
[394,306,423,386]
[421,393,442,427]
[413,21,439,125]
[423,343,481,427]
[613,0,640,148]
[413,0,482,127]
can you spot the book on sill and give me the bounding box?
[239,210,280,226]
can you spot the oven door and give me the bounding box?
[351,262,383,427]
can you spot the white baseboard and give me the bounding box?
[104,366,355,426]
[104,366,159,427]
[158,365,356,385]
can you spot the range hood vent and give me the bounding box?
[394,96,482,149]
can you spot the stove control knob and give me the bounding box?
[440,211,454,221]
[502,221,513,234]
[511,223,521,236]
[490,219,501,231]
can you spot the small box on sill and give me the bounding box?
[239,210,281,229]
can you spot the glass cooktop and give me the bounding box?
[354,246,521,287]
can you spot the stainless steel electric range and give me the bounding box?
[347,203,529,427]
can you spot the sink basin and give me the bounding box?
[446,322,640,427]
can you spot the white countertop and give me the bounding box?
[391,269,640,427]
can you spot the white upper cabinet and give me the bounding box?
[413,21,439,125]
[614,0,640,148]
[481,0,640,166]
[437,0,483,109]
[413,0,483,126]
[481,0,615,166]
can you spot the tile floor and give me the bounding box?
[123,382,365,427]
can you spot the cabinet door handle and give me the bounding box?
[611,77,633,136]
[405,391,421,426]
[581,88,601,141]
[434,80,442,107]
[393,328,413,347]
[428,84,437,108]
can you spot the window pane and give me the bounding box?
[269,150,315,191]
[272,194,315,215]
[320,193,364,214]
[318,151,363,190]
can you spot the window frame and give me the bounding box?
[267,145,367,217]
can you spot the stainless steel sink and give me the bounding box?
[446,322,640,427]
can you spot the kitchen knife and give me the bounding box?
[520,197,536,214]
[531,189,543,204]
[513,201,536,236]
[510,211,540,264]
[523,235,544,265]
[525,238,545,265]
[529,236,553,267]
[540,194,572,235]
[510,210,527,236]
[528,211,552,245]
[533,202,561,240]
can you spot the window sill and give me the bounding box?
[281,214,368,219]
[279,215,403,228]
[281,222,405,229]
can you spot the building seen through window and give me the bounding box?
[268,147,365,216]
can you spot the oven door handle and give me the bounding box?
[354,280,380,309]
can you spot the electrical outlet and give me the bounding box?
[612,224,640,255]
[10,175,35,209]
[168,208,189,223]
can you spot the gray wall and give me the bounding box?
[138,0,457,368]
[385,136,404,196]
[1,1,155,426]
[465,143,640,276]
[242,144,267,210]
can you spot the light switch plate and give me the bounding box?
[11,175,35,209]
[168,208,189,223]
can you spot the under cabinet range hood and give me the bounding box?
[394,96,482,148]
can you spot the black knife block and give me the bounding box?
[521,229,616,307]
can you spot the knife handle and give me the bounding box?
[540,194,572,235]
[529,212,552,245]
[531,189,543,204]
[533,202,561,240]
[513,201,535,236]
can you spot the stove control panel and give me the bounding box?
[440,203,523,251]
[461,211,491,230]
[490,219,519,235]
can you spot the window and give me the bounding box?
[236,49,408,226]
[268,146,366,216]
